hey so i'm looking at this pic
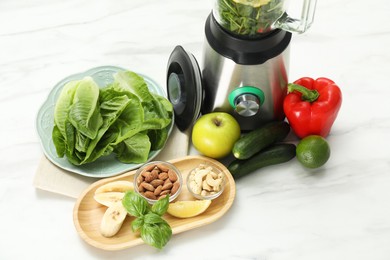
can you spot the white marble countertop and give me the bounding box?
[1,0,390,259]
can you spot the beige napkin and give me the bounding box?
[33,126,190,198]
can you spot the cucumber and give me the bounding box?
[232,121,290,160]
[228,143,296,179]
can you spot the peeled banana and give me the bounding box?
[94,192,125,207]
[100,202,127,237]
[94,180,133,194]
[94,180,134,237]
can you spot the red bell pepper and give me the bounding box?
[283,77,342,138]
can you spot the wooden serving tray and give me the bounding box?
[73,155,236,251]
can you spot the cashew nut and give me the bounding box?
[190,180,201,194]
[206,173,222,188]
[194,169,209,185]
[202,180,212,191]
[209,169,218,179]
[201,190,207,197]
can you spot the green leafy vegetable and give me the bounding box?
[114,133,151,164]
[151,195,170,216]
[114,71,171,131]
[54,80,78,140]
[141,222,172,250]
[217,0,284,36]
[67,77,103,139]
[122,190,149,217]
[122,191,172,249]
[52,71,173,166]
[131,216,144,232]
[143,212,167,225]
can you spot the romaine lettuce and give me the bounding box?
[52,71,172,166]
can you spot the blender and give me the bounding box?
[167,0,317,131]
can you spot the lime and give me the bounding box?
[233,0,271,8]
[167,200,211,218]
[296,135,331,168]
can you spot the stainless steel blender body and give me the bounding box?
[201,14,292,131]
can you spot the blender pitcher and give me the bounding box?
[214,0,317,37]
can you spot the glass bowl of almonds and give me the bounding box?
[134,161,183,204]
[186,164,225,200]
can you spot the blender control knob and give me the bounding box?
[234,94,260,117]
[228,86,265,117]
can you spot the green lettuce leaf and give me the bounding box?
[114,133,151,164]
[67,77,103,139]
[114,71,154,102]
[54,80,79,140]
[52,125,65,157]
[148,127,169,151]
[114,71,172,130]
[75,131,90,153]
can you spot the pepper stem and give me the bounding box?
[287,83,320,102]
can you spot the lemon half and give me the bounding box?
[167,200,212,218]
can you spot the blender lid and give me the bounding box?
[166,45,203,132]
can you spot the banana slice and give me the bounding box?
[95,180,133,194]
[100,202,127,238]
[94,192,125,207]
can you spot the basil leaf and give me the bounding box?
[140,222,172,249]
[131,216,144,233]
[159,221,172,243]
[144,212,166,225]
[151,195,169,216]
[122,191,150,217]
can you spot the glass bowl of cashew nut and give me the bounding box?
[186,164,225,200]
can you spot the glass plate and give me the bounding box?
[36,65,173,178]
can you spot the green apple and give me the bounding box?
[191,112,241,159]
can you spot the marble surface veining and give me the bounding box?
[1,0,390,259]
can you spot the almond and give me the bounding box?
[154,185,163,196]
[158,172,169,180]
[144,164,157,172]
[171,181,180,195]
[141,182,155,192]
[144,191,157,200]
[168,169,178,182]
[150,169,159,180]
[138,184,145,192]
[136,174,144,185]
[160,190,170,196]
[141,171,151,178]
[144,171,157,182]
[150,179,164,188]
[162,182,173,191]
[157,163,170,172]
